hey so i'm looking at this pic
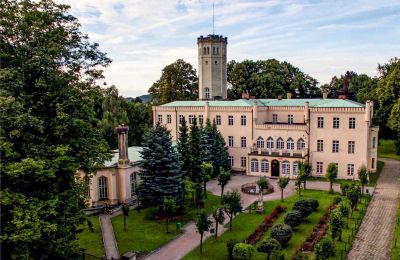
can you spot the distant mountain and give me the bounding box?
[125,94,152,103]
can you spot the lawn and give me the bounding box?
[183,190,338,260]
[77,215,105,257]
[391,199,400,259]
[112,192,220,255]
[378,139,400,160]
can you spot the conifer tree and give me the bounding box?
[177,117,190,177]
[211,121,229,175]
[200,119,214,163]
[189,117,202,182]
[139,123,183,206]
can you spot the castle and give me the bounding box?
[153,34,379,179]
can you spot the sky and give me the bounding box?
[57,0,400,97]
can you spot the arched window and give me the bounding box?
[282,161,290,175]
[130,172,137,195]
[98,176,108,200]
[256,137,264,148]
[204,88,210,99]
[277,137,284,149]
[293,162,298,175]
[203,47,206,54]
[287,138,294,150]
[297,138,305,150]
[372,136,376,148]
[261,160,269,173]
[266,137,274,149]
[251,159,259,173]
[207,47,210,54]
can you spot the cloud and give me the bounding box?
[55,0,400,97]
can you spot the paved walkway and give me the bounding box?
[347,158,400,260]
[144,175,348,260]
[99,214,119,259]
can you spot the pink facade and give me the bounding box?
[153,99,379,180]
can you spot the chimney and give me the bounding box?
[322,89,328,99]
[115,124,130,167]
[242,92,250,99]
[278,95,282,100]
[338,94,347,99]
[287,92,292,99]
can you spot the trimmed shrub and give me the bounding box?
[306,199,319,211]
[226,239,239,260]
[293,199,313,218]
[284,210,302,227]
[314,237,335,260]
[271,224,293,245]
[340,183,350,196]
[232,243,255,260]
[257,237,281,255]
[333,196,342,205]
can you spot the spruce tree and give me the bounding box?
[189,117,202,183]
[139,123,183,206]
[211,120,229,175]
[200,119,214,163]
[177,117,190,177]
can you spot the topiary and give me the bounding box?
[314,236,335,260]
[284,210,302,227]
[257,238,280,260]
[226,239,239,260]
[232,243,255,260]
[271,224,293,245]
[306,199,319,211]
[293,199,313,218]
[340,182,350,196]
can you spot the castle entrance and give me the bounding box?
[271,160,280,177]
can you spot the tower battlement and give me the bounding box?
[197,34,228,44]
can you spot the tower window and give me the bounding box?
[203,47,206,55]
[204,88,210,99]
[217,47,219,54]
[207,47,210,54]
[213,47,216,55]
[215,60,217,64]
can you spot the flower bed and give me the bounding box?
[241,183,274,195]
[299,204,336,252]
[244,205,287,245]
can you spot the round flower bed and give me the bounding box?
[241,183,274,195]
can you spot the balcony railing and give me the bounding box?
[255,122,307,130]
[249,147,307,158]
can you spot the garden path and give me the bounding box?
[144,175,348,260]
[99,214,119,259]
[347,158,400,260]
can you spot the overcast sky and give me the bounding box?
[58,0,400,97]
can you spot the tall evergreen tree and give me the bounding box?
[177,117,190,176]
[200,118,214,163]
[189,117,202,182]
[139,123,183,206]
[0,0,111,258]
[211,121,229,175]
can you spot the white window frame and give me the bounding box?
[347,164,355,176]
[188,115,194,124]
[216,115,221,125]
[287,138,294,150]
[317,117,324,128]
[251,159,259,172]
[282,161,290,175]
[228,136,234,147]
[130,173,137,195]
[241,115,246,126]
[297,138,305,150]
[167,114,172,124]
[229,156,234,167]
[266,137,274,149]
[98,176,108,199]
[348,141,355,154]
[179,115,184,124]
[277,138,284,149]
[272,114,278,124]
[317,140,324,152]
[293,162,298,175]
[261,160,269,173]
[204,88,210,99]
[256,137,264,148]
[228,115,234,125]
[241,157,247,167]
[241,137,247,148]
[333,117,340,129]
[288,115,293,124]
[316,162,323,174]
[349,117,356,129]
[157,114,162,123]
[332,140,339,153]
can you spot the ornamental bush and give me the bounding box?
[306,199,319,211]
[232,243,255,260]
[333,196,342,205]
[340,183,350,196]
[271,224,293,245]
[293,199,313,218]
[226,239,240,260]
[284,210,302,227]
[257,238,281,260]
[314,237,335,260]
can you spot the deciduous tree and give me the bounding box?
[222,191,242,231]
[278,177,290,202]
[218,169,231,197]
[358,165,368,196]
[195,211,212,254]
[212,207,225,239]
[326,163,338,194]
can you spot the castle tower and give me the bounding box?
[115,124,129,167]
[197,35,227,100]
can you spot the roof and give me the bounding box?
[160,99,365,108]
[104,146,143,167]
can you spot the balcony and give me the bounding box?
[249,147,307,158]
[255,122,307,130]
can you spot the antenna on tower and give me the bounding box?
[212,1,215,35]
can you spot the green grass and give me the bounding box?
[77,215,105,257]
[369,160,384,186]
[391,199,400,259]
[378,139,400,160]
[183,190,338,260]
[112,192,220,255]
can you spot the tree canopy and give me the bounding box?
[0,0,112,258]
[149,59,198,104]
[227,59,320,99]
